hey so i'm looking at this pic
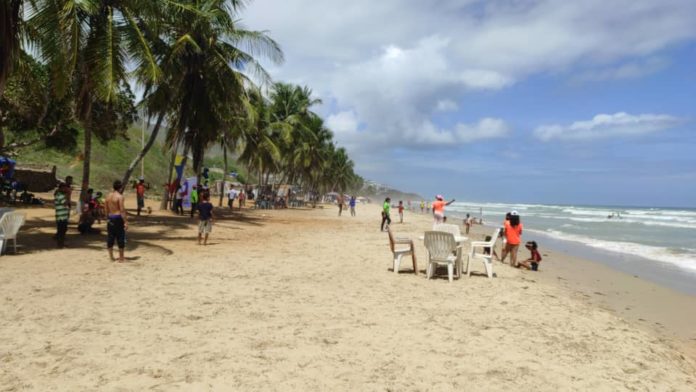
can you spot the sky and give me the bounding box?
[240,0,696,207]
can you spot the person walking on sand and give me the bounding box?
[432,195,455,224]
[420,200,425,213]
[133,178,148,216]
[500,211,523,267]
[398,200,404,223]
[105,180,128,262]
[381,197,392,232]
[197,192,214,245]
[54,182,71,248]
[349,195,356,216]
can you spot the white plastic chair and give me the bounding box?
[424,231,461,282]
[387,228,417,274]
[0,211,26,255]
[432,223,464,277]
[466,228,500,278]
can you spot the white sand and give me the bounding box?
[1,199,695,391]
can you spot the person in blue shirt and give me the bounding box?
[197,192,214,245]
[349,195,357,217]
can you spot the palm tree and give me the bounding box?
[0,0,36,149]
[161,0,283,187]
[29,0,161,200]
[327,146,355,193]
[0,0,25,98]
[237,88,284,186]
[268,83,322,185]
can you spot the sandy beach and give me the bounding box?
[1,198,695,391]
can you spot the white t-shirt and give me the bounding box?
[228,189,238,200]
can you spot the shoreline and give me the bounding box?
[406,207,696,358]
[443,208,696,296]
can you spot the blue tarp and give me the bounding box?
[0,157,16,179]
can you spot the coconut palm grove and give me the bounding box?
[0,0,362,199]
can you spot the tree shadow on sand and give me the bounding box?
[11,207,268,257]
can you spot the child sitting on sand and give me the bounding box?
[519,241,542,271]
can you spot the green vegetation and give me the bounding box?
[20,127,170,191]
[1,0,362,203]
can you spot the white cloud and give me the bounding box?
[572,58,669,83]
[332,117,509,152]
[455,118,510,143]
[435,100,458,112]
[241,0,696,171]
[534,112,684,142]
[326,111,359,135]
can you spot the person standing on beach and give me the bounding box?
[464,213,472,234]
[420,201,425,213]
[337,194,344,216]
[174,183,185,215]
[238,189,246,209]
[500,211,523,267]
[398,200,404,223]
[349,195,356,216]
[133,178,148,216]
[381,197,392,231]
[54,182,70,248]
[105,180,128,262]
[499,212,511,259]
[227,185,237,209]
[432,195,455,224]
[190,185,199,218]
[197,192,214,245]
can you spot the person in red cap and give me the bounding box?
[432,195,455,224]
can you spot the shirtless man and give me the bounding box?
[105,180,128,262]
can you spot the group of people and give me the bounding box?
[485,211,542,271]
[336,195,357,217]
[54,176,219,262]
[378,194,543,271]
[54,178,129,261]
[380,194,455,231]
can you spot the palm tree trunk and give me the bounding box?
[122,111,165,186]
[258,164,263,187]
[80,115,93,206]
[160,143,178,210]
[219,144,228,206]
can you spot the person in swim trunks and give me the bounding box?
[105,180,128,262]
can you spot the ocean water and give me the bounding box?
[446,202,696,275]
